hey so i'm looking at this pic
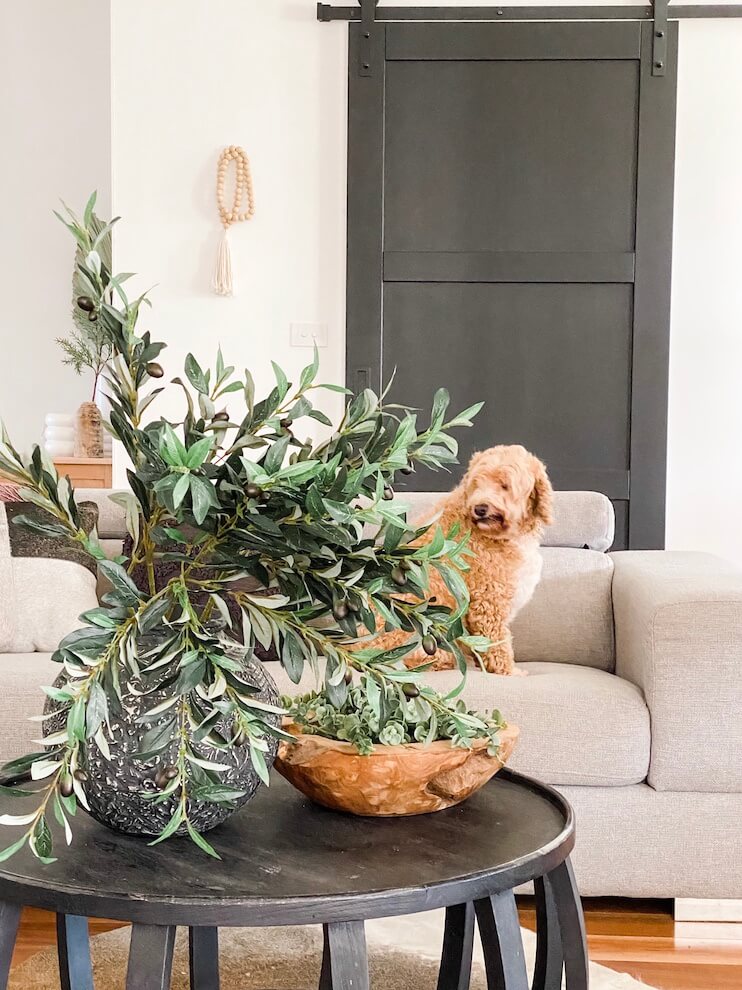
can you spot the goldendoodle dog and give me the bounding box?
[368,445,553,675]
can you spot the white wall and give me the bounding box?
[3,2,733,563]
[666,21,742,563]
[0,1,111,454]
[110,0,348,477]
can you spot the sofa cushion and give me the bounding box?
[80,488,617,552]
[511,548,615,671]
[75,489,125,540]
[0,653,59,764]
[266,660,650,788]
[390,490,615,551]
[0,502,99,653]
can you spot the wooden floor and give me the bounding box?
[9,898,742,989]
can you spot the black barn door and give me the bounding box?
[346,20,678,549]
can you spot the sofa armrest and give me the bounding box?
[610,551,742,792]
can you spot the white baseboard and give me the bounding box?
[675,921,742,941]
[674,898,742,923]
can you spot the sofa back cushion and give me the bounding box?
[78,487,617,551]
[390,490,615,551]
[76,488,616,669]
[511,547,615,670]
[0,501,99,653]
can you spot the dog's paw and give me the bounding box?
[404,649,455,671]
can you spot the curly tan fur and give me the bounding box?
[367,445,553,675]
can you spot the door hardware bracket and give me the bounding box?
[358,0,379,76]
[652,0,669,76]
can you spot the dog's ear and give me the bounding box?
[527,458,554,529]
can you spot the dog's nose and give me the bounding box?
[474,504,489,518]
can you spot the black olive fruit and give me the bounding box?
[391,567,407,587]
[347,599,361,614]
[422,635,438,656]
[213,410,229,423]
[401,463,414,475]
[73,769,88,782]
[246,483,262,499]
[146,362,164,379]
[233,729,248,747]
[344,668,354,685]
[402,683,420,698]
[259,491,271,503]
[163,765,179,780]
[399,558,412,572]
[383,486,394,501]
[333,601,349,621]
[87,312,98,322]
[76,295,95,312]
[59,774,74,798]
[279,417,293,429]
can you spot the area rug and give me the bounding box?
[9,909,658,990]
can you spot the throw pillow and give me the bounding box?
[0,483,21,502]
[0,501,99,653]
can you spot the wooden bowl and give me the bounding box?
[274,723,519,816]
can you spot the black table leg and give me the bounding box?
[532,876,564,990]
[189,927,220,990]
[126,924,176,990]
[0,901,20,990]
[437,902,475,990]
[57,914,94,990]
[322,921,369,990]
[319,925,332,990]
[475,891,528,990]
[548,858,589,990]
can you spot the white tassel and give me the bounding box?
[213,228,234,296]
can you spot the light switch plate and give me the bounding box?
[290,322,328,348]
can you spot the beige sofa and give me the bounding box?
[3,489,740,901]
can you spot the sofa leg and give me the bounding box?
[674,899,742,923]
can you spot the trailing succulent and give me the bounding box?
[0,194,498,864]
[285,675,506,756]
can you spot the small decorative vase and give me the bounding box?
[275,723,519,817]
[42,413,75,458]
[75,401,104,458]
[45,631,280,836]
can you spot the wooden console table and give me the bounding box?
[52,457,112,489]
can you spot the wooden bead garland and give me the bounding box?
[213,145,255,296]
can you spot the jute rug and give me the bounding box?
[10,910,658,990]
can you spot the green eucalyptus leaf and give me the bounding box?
[185,353,209,394]
[98,559,142,606]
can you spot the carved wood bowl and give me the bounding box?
[274,723,519,817]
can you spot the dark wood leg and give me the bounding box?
[532,876,563,990]
[475,891,528,990]
[319,925,332,990]
[189,927,219,990]
[548,858,589,990]
[126,924,176,990]
[323,920,369,990]
[437,902,475,990]
[57,914,94,990]
[0,901,21,990]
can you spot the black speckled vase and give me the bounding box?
[44,632,280,837]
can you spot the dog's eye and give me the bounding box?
[501,482,509,492]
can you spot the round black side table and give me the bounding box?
[0,768,587,990]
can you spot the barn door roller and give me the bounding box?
[358,0,380,77]
[652,0,669,76]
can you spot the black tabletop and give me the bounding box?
[0,770,573,926]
